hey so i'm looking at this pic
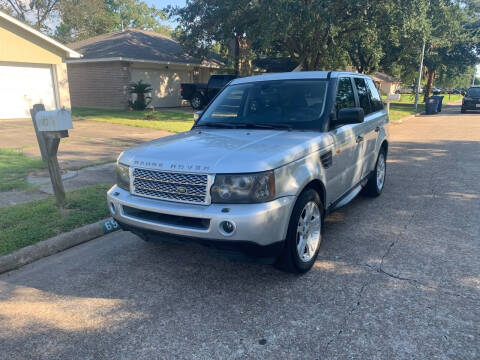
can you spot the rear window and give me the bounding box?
[354,78,373,115]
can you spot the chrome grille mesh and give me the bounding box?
[132,168,209,204]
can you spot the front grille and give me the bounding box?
[132,168,209,204]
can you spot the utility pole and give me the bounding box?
[414,40,426,113]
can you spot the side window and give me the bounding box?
[209,76,224,88]
[366,78,383,112]
[354,78,372,115]
[335,77,356,113]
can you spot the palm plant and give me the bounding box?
[129,80,153,110]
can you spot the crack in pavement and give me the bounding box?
[321,153,478,357]
[323,281,370,356]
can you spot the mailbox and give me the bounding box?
[35,108,73,132]
[386,93,401,102]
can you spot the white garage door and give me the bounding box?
[131,67,192,107]
[0,65,56,119]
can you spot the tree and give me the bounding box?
[250,0,357,71]
[55,0,170,43]
[421,0,478,101]
[0,0,59,31]
[169,0,255,75]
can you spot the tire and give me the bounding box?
[461,108,466,114]
[363,148,387,197]
[190,93,204,110]
[275,189,324,273]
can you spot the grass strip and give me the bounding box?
[0,148,45,191]
[72,107,194,133]
[0,184,110,256]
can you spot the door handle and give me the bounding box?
[356,136,364,144]
[375,126,381,132]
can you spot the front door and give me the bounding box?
[326,77,364,204]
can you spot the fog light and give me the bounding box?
[219,220,236,236]
[109,202,116,215]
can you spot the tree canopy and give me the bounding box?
[0,0,171,42]
[170,0,479,88]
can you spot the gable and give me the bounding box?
[0,18,65,64]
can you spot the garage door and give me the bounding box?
[0,65,56,119]
[131,67,192,107]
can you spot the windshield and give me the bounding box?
[467,88,480,97]
[196,80,328,130]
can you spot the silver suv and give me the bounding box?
[107,71,389,273]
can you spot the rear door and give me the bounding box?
[355,77,388,177]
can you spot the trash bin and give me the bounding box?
[431,96,444,112]
[426,97,439,115]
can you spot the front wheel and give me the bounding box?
[276,189,324,273]
[461,108,466,114]
[363,148,387,197]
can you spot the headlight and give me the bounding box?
[116,163,130,191]
[463,97,472,102]
[211,171,275,203]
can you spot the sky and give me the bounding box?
[144,0,186,26]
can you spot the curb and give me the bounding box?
[0,218,119,274]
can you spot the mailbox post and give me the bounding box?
[385,93,401,116]
[31,105,73,207]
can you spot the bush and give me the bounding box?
[129,80,152,110]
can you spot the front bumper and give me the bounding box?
[107,185,295,248]
[462,101,480,110]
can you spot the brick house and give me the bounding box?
[67,29,221,109]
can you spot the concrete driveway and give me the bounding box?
[0,105,479,360]
[0,118,171,168]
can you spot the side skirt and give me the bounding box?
[325,174,371,216]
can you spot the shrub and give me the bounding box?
[129,80,153,110]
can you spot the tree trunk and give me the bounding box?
[424,70,435,103]
[233,34,240,76]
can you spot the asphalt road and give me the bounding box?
[1,105,479,360]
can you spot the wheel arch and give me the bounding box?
[380,139,388,157]
[300,179,326,211]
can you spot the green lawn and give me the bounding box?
[385,93,463,122]
[72,107,194,133]
[384,93,463,104]
[0,184,110,256]
[0,148,45,191]
[388,102,425,122]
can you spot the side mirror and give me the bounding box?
[194,110,203,123]
[335,107,364,126]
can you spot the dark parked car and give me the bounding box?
[461,86,480,113]
[181,74,237,110]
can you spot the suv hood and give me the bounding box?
[119,129,332,173]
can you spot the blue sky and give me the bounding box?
[144,0,186,25]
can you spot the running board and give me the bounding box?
[332,185,362,211]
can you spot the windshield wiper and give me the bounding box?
[243,123,293,130]
[195,122,239,129]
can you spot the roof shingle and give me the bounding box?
[68,29,220,67]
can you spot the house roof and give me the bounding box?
[371,72,401,83]
[0,10,81,58]
[67,29,220,68]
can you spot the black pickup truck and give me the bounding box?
[181,74,237,110]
